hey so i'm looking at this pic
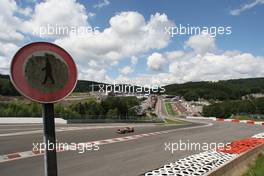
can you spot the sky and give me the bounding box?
[0,0,264,86]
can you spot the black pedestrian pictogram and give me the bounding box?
[42,54,55,85]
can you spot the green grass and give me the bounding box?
[164,118,189,125]
[165,102,177,116]
[243,153,264,176]
[233,115,264,122]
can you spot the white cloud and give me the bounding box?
[79,68,111,83]
[130,31,264,86]
[147,52,167,71]
[230,0,264,16]
[0,42,19,73]
[18,7,33,17]
[88,12,96,18]
[22,0,89,37]
[165,50,185,61]
[118,56,138,76]
[0,1,173,83]
[168,52,264,83]
[131,56,138,65]
[93,0,110,9]
[0,0,92,74]
[185,33,216,55]
[119,66,134,75]
[113,73,177,86]
[1,0,263,87]
[0,0,27,73]
[118,49,264,86]
[55,11,173,81]
[0,0,24,42]
[109,11,145,36]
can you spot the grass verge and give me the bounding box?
[165,102,177,116]
[242,153,264,176]
[164,118,189,125]
[233,115,264,122]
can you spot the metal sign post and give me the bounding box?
[43,103,58,176]
[10,42,77,176]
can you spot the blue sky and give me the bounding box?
[1,0,264,85]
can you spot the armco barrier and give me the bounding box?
[0,117,67,124]
[186,116,264,126]
[246,120,255,125]
[231,119,240,123]
[216,118,264,126]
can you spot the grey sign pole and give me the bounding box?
[42,103,58,176]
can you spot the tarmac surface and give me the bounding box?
[0,120,263,176]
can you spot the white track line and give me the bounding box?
[0,123,212,163]
[0,125,156,137]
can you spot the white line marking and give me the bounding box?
[0,123,213,163]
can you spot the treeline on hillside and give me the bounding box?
[165,78,264,101]
[68,96,139,118]
[202,98,264,118]
[0,96,140,119]
[0,74,155,95]
[0,74,102,96]
[2,73,264,100]
[0,75,19,96]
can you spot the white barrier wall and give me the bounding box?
[186,116,216,120]
[0,118,67,124]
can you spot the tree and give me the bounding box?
[106,108,118,119]
[184,91,199,101]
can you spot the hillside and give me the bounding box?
[164,78,264,101]
[2,74,264,101]
[0,74,19,96]
[0,74,150,96]
[0,74,104,96]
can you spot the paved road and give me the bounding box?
[0,123,197,155]
[0,120,263,176]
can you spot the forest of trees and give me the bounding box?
[66,96,140,119]
[0,74,102,95]
[165,78,264,101]
[3,73,264,118]
[202,97,264,118]
[0,75,19,96]
[0,96,140,119]
[0,74,151,95]
[3,73,264,101]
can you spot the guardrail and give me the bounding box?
[186,116,264,126]
[0,117,163,124]
[0,117,67,124]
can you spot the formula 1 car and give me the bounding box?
[116,127,134,134]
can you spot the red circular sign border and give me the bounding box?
[10,42,78,103]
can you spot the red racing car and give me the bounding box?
[116,127,134,134]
